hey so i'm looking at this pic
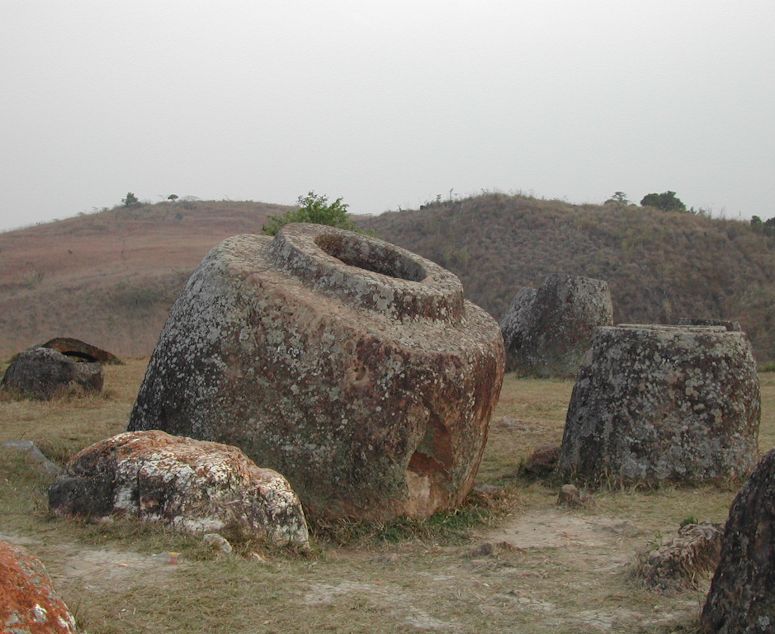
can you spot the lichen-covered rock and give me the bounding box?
[128,224,504,521]
[559,325,760,487]
[701,450,775,633]
[500,274,613,377]
[0,540,78,633]
[1,347,103,399]
[48,431,309,547]
[633,523,722,592]
[677,318,742,332]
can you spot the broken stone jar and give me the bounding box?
[129,223,504,521]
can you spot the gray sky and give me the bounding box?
[1,0,774,231]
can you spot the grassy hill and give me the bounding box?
[0,201,289,358]
[359,194,775,362]
[2,194,774,362]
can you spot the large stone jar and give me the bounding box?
[500,274,613,377]
[129,224,504,520]
[701,449,775,633]
[558,324,760,486]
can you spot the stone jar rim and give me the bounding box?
[268,223,464,321]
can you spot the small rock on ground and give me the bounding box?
[557,484,592,508]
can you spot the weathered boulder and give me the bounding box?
[522,444,560,479]
[1,347,103,399]
[0,540,78,633]
[48,431,309,547]
[633,522,723,592]
[41,337,123,365]
[701,450,775,632]
[677,318,742,332]
[556,483,592,508]
[500,274,613,377]
[559,324,760,486]
[128,224,504,521]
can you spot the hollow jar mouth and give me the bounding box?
[268,223,464,322]
[314,234,426,282]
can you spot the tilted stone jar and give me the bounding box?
[129,224,504,520]
[500,274,613,377]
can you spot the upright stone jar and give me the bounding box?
[129,224,504,520]
[558,324,760,486]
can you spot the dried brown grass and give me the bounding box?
[0,362,772,632]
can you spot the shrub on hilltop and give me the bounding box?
[262,192,357,236]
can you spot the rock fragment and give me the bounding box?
[633,522,722,592]
[203,533,233,554]
[48,431,309,548]
[557,484,592,508]
[0,540,78,633]
[40,337,123,365]
[1,347,102,399]
[522,444,560,479]
[701,450,775,632]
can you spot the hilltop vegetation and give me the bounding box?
[360,194,775,362]
[2,194,774,362]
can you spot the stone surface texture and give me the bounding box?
[41,337,123,364]
[48,430,309,547]
[701,449,775,633]
[522,444,560,479]
[676,318,742,332]
[1,346,103,399]
[559,325,760,487]
[128,224,504,520]
[0,540,78,633]
[500,274,613,377]
[634,522,722,592]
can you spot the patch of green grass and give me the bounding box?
[309,486,520,547]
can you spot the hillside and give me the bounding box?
[0,201,290,358]
[2,194,774,362]
[360,194,775,362]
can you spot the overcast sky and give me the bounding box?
[1,1,774,231]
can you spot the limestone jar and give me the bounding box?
[129,224,504,521]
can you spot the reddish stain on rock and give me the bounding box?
[128,224,504,520]
[41,337,123,365]
[48,430,309,547]
[0,540,78,633]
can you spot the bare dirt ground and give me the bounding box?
[1,364,772,633]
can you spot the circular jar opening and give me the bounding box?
[315,234,426,282]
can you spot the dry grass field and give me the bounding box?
[0,201,288,358]
[2,361,773,633]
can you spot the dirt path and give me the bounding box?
[0,531,179,593]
